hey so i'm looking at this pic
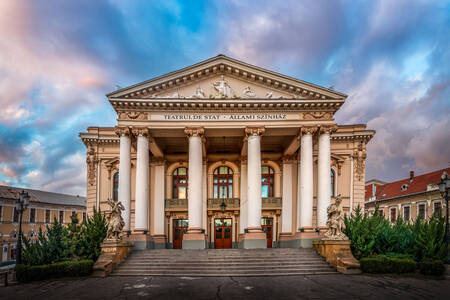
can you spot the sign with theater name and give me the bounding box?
[150,113,300,121]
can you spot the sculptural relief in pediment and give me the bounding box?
[143,75,298,100]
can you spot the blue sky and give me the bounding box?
[1,0,449,196]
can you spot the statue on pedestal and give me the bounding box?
[324,194,348,240]
[106,198,125,241]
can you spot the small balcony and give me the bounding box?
[207,198,240,210]
[262,197,282,208]
[165,198,188,209]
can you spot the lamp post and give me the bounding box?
[16,190,30,265]
[438,171,450,263]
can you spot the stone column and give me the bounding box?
[183,127,206,249]
[239,157,248,235]
[152,158,166,248]
[281,157,293,235]
[317,125,337,228]
[114,127,131,231]
[134,127,150,231]
[242,127,266,249]
[299,127,316,232]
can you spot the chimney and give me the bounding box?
[410,171,414,182]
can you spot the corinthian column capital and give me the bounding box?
[114,126,131,137]
[318,124,338,134]
[245,126,265,137]
[131,127,149,137]
[300,126,318,135]
[184,127,204,138]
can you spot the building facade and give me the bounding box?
[365,168,449,222]
[0,185,86,262]
[80,55,374,249]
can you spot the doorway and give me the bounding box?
[214,218,232,248]
[173,219,188,249]
[261,217,273,248]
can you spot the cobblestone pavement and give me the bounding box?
[1,274,449,300]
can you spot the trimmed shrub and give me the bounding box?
[419,259,445,276]
[16,260,94,283]
[360,255,417,274]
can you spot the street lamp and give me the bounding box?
[438,171,450,263]
[16,190,30,265]
[220,199,227,213]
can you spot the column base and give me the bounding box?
[241,228,267,249]
[182,228,206,249]
[151,234,167,249]
[278,232,297,248]
[125,231,154,250]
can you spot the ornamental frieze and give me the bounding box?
[304,112,333,120]
[118,111,148,120]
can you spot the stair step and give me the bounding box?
[111,248,334,277]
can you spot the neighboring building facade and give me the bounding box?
[0,185,86,262]
[365,168,449,222]
[80,55,374,250]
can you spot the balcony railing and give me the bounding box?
[262,197,282,208]
[165,197,281,210]
[207,198,240,210]
[165,198,188,209]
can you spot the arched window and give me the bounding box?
[331,169,335,197]
[173,167,188,199]
[213,166,233,199]
[261,166,274,198]
[113,172,119,201]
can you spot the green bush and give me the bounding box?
[419,259,445,276]
[22,208,107,266]
[360,255,417,274]
[345,206,447,264]
[16,260,94,283]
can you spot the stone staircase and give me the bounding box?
[112,248,337,276]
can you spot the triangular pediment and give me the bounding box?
[107,55,347,100]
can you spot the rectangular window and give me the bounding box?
[83,212,86,222]
[45,210,51,223]
[403,206,410,221]
[29,208,36,223]
[0,206,2,222]
[390,208,396,222]
[378,209,384,217]
[13,207,19,223]
[418,204,426,219]
[434,202,442,217]
[59,211,64,224]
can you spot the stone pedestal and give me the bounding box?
[313,239,361,274]
[92,239,133,277]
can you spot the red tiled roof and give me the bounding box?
[366,167,450,201]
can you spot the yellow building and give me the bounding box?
[80,55,374,249]
[365,168,449,222]
[0,186,86,262]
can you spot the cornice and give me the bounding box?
[331,130,375,142]
[80,133,120,146]
[109,98,344,114]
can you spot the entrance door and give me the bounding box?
[261,217,273,248]
[173,219,188,249]
[214,218,232,249]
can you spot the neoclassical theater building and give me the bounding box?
[80,55,374,249]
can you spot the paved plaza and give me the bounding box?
[2,274,449,300]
